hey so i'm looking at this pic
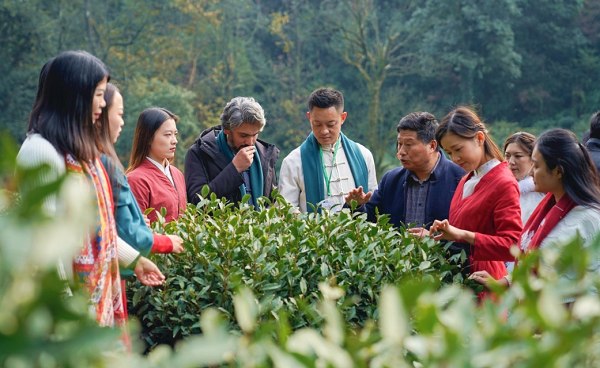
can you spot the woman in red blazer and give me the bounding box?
[425,106,523,299]
[126,107,187,223]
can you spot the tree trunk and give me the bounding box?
[84,0,97,55]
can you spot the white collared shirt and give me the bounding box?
[278,136,379,213]
[319,138,354,212]
[462,159,501,199]
[146,156,175,187]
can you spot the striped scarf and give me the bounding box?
[66,154,125,329]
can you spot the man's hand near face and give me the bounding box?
[232,146,255,173]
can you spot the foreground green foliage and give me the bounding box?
[5,133,600,367]
[156,233,600,368]
[128,190,465,347]
[0,136,121,367]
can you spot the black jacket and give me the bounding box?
[184,125,280,205]
[586,138,600,173]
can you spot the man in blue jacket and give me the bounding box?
[345,112,465,231]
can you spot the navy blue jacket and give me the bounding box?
[356,153,465,229]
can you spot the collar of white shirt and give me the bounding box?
[146,157,175,186]
[320,136,342,152]
[473,158,501,179]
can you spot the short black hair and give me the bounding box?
[308,88,344,112]
[397,112,439,149]
[589,111,600,140]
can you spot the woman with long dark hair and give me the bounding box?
[99,84,183,253]
[126,107,186,223]
[471,129,600,292]
[421,106,522,299]
[17,50,129,330]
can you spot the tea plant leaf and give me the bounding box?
[201,185,210,198]
[379,285,408,344]
[419,261,431,271]
[233,287,258,333]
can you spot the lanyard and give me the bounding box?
[319,139,340,196]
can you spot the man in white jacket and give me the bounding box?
[278,88,378,213]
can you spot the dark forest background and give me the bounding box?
[2,0,599,175]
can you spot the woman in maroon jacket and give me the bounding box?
[422,106,523,299]
[126,108,187,223]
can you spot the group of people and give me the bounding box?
[15,49,600,345]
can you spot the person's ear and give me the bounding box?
[306,112,311,121]
[223,129,230,136]
[477,131,485,145]
[340,112,347,124]
[429,139,438,153]
[554,165,563,179]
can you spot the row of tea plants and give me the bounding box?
[127,187,471,347]
[157,232,600,367]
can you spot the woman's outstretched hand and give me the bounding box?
[167,235,185,253]
[429,219,475,244]
[134,257,165,286]
[469,270,510,289]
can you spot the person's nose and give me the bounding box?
[398,144,407,156]
[100,99,106,108]
[172,136,178,145]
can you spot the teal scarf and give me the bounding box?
[300,132,369,213]
[216,130,263,209]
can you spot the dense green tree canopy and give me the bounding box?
[1,0,598,173]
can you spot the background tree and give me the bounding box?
[325,0,423,175]
[1,0,599,172]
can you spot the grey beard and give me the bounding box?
[227,135,249,154]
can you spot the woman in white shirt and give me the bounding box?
[471,129,600,291]
[504,132,546,224]
[503,132,545,272]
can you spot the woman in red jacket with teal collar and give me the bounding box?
[126,107,187,224]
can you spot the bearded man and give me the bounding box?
[184,97,280,207]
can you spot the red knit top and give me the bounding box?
[127,159,187,223]
[449,161,523,292]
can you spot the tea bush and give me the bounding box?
[166,234,600,368]
[127,190,467,347]
[119,227,600,368]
